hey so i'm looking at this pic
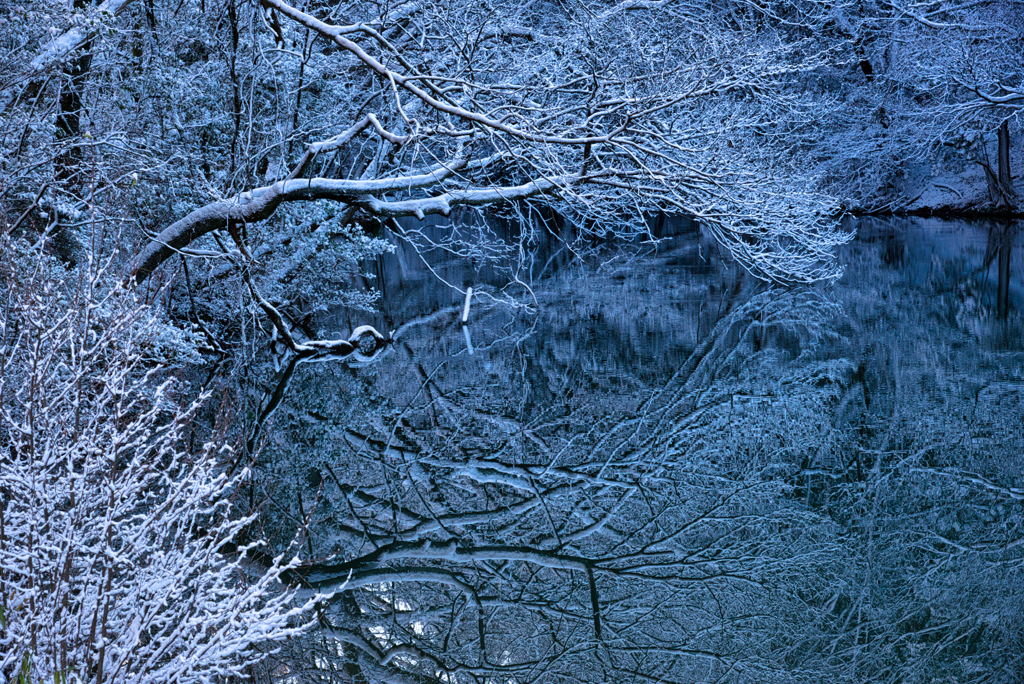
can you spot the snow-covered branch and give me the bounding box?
[0,239,320,684]
[129,0,849,290]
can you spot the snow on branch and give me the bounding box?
[0,240,324,684]
[0,0,136,112]
[132,0,849,289]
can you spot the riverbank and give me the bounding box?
[850,135,1023,218]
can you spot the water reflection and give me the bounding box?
[849,215,1022,321]
[241,215,1024,684]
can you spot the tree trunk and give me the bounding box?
[50,0,95,263]
[982,121,1017,210]
[997,226,1012,320]
[54,48,91,184]
[997,119,1014,207]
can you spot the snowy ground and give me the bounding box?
[888,136,1024,215]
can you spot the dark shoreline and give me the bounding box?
[846,205,1023,220]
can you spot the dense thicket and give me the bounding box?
[1,0,1021,682]
[0,234,319,683]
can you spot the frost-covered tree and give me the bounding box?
[811,0,1023,209]
[2,0,851,339]
[886,0,1023,206]
[0,233,316,684]
[129,0,851,286]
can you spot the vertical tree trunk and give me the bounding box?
[54,47,92,183]
[997,226,1012,319]
[54,0,96,177]
[288,30,311,158]
[50,0,94,263]
[983,121,1017,209]
[984,159,1001,203]
[227,0,242,189]
[997,120,1014,207]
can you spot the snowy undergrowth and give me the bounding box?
[0,238,321,684]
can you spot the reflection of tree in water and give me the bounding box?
[820,227,1024,684]
[240,276,842,683]
[852,215,1022,328]
[238,224,1023,683]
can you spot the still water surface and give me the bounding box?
[246,216,1024,683]
[313,215,1024,402]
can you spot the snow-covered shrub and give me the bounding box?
[0,236,316,684]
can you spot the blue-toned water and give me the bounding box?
[242,215,1024,683]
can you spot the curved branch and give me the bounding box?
[302,541,595,582]
[131,157,487,282]
[131,164,584,283]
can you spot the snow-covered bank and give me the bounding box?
[856,135,1024,217]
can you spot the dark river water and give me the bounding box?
[297,214,1024,427]
[241,215,1024,683]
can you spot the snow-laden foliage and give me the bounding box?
[2,0,855,337]
[0,238,317,684]
[808,0,1022,209]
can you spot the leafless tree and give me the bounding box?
[0,232,319,684]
